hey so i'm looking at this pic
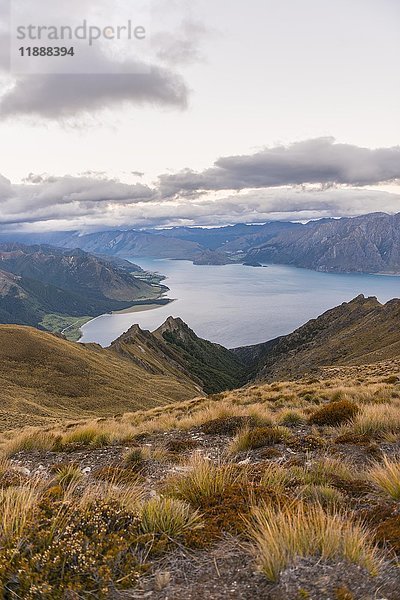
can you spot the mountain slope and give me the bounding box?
[0,324,201,431]
[111,316,247,394]
[0,244,162,330]
[246,212,400,273]
[235,294,400,381]
[52,230,203,259]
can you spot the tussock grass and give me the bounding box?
[278,409,306,426]
[369,456,400,500]
[140,496,203,537]
[4,430,60,456]
[345,403,400,437]
[54,463,83,488]
[164,454,241,506]
[297,484,345,509]
[0,483,40,540]
[288,457,356,487]
[249,503,380,582]
[228,426,290,454]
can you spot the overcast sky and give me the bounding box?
[0,0,399,231]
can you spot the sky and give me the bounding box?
[0,0,399,231]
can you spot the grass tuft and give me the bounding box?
[248,502,380,582]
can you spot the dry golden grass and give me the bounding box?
[227,425,290,455]
[249,503,380,582]
[344,403,400,437]
[164,454,242,506]
[369,456,400,500]
[0,482,41,540]
[140,496,203,537]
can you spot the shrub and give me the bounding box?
[308,400,359,426]
[375,515,400,553]
[200,416,257,436]
[228,426,290,454]
[140,497,203,538]
[248,503,380,582]
[369,456,400,500]
[0,497,148,598]
[165,438,199,453]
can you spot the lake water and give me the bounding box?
[80,259,400,348]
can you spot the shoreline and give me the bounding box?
[112,298,175,315]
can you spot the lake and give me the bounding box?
[79,259,400,348]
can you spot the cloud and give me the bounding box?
[1,171,399,232]
[0,64,188,120]
[0,173,156,226]
[0,0,192,120]
[1,138,400,231]
[158,138,400,197]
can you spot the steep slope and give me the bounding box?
[111,317,247,394]
[236,294,400,381]
[0,244,162,330]
[53,230,203,260]
[246,212,400,273]
[0,325,201,431]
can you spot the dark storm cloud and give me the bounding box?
[0,65,188,119]
[158,138,400,197]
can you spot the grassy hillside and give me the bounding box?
[235,294,400,382]
[1,358,399,598]
[0,325,201,431]
[0,244,162,332]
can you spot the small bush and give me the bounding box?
[308,400,359,426]
[165,438,199,453]
[228,426,290,454]
[140,497,203,538]
[369,456,400,500]
[375,515,400,553]
[248,503,379,582]
[200,416,257,436]
[287,434,325,451]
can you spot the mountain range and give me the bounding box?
[4,211,400,273]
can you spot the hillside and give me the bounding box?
[0,324,202,431]
[1,357,400,598]
[0,243,163,331]
[111,316,246,393]
[235,294,400,381]
[50,229,203,259]
[246,212,400,273]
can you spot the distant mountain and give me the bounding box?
[0,244,162,330]
[111,316,246,393]
[51,230,202,260]
[234,294,400,381]
[246,212,400,273]
[0,324,201,430]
